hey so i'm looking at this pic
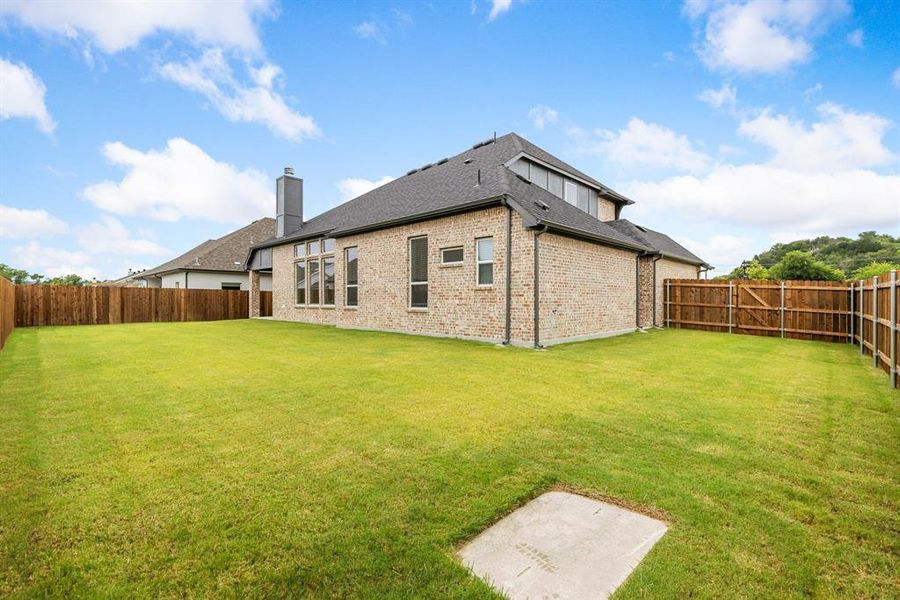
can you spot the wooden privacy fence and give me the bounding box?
[665,272,899,387]
[0,277,14,350]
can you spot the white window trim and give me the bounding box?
[440,246,464,266]
[409,235,428,309]
[476,237,494,287]
[345,247,359,308]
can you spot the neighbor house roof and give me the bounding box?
[141,218,275,278]
[606,219,708,267]
[249,133,650,255]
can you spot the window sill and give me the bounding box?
[439,262,463,268]
[474,285,494,291]
[343,306,358,311]
[407,307,428,313]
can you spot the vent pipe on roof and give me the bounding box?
[276,166,303,238]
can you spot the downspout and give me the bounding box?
[185,271,189,289]
[502,199,513,345]
[651,255,662,327]
[635,254,641,329]
[533,224,548,349]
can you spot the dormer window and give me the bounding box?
[512,158,600,219]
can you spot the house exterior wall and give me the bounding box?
[272,207,535,345]
[598,199,616,221]
[654,258,700,327]
[154,271,272,291]
[536,233,639,344]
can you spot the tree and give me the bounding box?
[768,251,845,281]
[725,259,770,280]
[45,274,92,286]
[850,262,900,280]
[0,263,33,284]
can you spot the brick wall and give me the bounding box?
[598,198,617,221]
[655,258,700,326]
[270,205,658,346]
[537,233,639,344]
[272,207,537,345]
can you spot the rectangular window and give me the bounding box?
[294,243,306,258]
[322,256,335,305]
[577,185,590,212]
[529,163,548,189]
[221,282,241,291]
[295,261,306,304]
[345,247,358,306]
[476,237,494,286]
[308,259,320,304]
[510,159,529,178]
[441,246,464,264]
[548,171,563,198]
[323,238,336,253]
[307,240,320,256]
[588,189,599,218]
[564,180,578,206]
[409,236,428,308]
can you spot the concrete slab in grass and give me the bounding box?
[457,491,667,599]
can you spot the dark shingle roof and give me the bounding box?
[251,133,648,253]
[605,219,708,266]
[141,218,275,277]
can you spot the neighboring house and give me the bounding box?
[140,219,275,291]
[100,268,149,287]
[246,134,708,347]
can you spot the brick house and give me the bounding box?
[245,133,708,347]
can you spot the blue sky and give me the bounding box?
[1,0,898,279]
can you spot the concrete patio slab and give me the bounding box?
[457,491,667,599]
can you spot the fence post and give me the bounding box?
[891,270,897,388]
[727,280,733,333]
[780,281,785,338]
[859,279,864,355]
[872,276,878,368]
[849,282,854,345]
[665,280,670,328]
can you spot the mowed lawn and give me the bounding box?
[1,321,898,598]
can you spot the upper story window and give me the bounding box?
[513,158,601,220]
[294,243,306,258]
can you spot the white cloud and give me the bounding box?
[353,21,385,43]
[0,205,67,238]
[76,215,169,256]
[662,51,677,62]
[337,176,395,202]
[8,240,100,279]
[892,67,900,89]
[681,234,755,270]
[737,102,896,171]
[0,0,272,53]
[527,105,559,130]
[83,137,272,224]
[576,118,711,174]
[697,82,737,112]
[488,0,513,21]
[846,28,863,48]
[686,0,849,73]
[621,165,900,238]
[158,49,319,142]
[0,58,55,134]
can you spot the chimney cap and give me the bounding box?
[284,166,294,176]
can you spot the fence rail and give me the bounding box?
[665,272,898,387]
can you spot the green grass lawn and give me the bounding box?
[1,321,897,598]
